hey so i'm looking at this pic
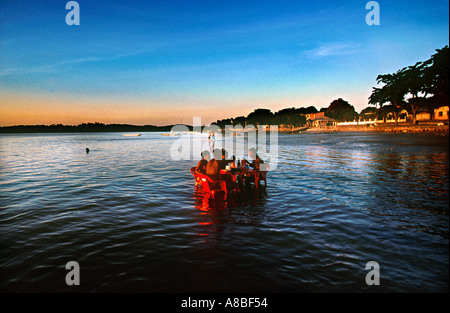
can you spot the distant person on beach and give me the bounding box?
[206,148,222,180]
[195,150,210,175]
[209,132,215,150]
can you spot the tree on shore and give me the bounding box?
[422,45,449,120]
[246,108,273,126]
[325,98,358,122]
[403,61,429,124]
[369,69,408,125]
[215,106,316,128]
[360,106,378,120]
[369,45,449,124]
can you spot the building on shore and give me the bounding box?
[413,106,449,121]
[306,112,336,127]
[435,106,449,120]
[416,112,431,121]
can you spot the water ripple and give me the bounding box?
[0,132,448,292]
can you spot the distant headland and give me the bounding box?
[0,122,179,133]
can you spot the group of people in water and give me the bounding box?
[194,148,264,187]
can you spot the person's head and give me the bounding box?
[221,149,228,160]
[201,150,210,160]
[213,148,222,160]
[249,148,257,159]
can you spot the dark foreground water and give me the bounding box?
[0,131,448,292]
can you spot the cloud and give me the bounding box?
[306,42,363,58]
[0,52,143,77]
[0,64,54,76]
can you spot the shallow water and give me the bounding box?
[0,131,448,292]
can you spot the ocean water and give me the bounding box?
[0,131,448,292]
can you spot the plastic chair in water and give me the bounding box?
[191,167,227,198]
[256,163,270,187]
[191,167,202,189]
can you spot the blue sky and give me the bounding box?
[0,0,448,125]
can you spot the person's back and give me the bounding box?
[206,159,220,180]
[195,150,210,175]
[206,149,222,180]
[195,159,208,174]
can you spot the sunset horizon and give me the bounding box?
[1,1,448,126]
[1,0,448,297]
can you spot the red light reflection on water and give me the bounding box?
[192,186,268,243]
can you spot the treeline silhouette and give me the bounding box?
[215,106,319,128]
[0,122,178,133]
[215,45,448,128]
[369,45,448,124]
[215,100,360,128]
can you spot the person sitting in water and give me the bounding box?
[244,148,264,171]
[241,148,265,185]
[218,148,236,170]
[206,148,222,180]
[195,150,210,175]
[217,149,238,190]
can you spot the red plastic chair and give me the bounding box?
[257,163,270,187]
[191,167,227,198]
[191,167,202,189]
[198,174,228,198]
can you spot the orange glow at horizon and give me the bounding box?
[0,90,371,127]
[0,91,253,126]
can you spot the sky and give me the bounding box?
[0,0,448,126]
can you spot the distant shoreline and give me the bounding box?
[300,122,449,134]
[0,122,448,134]
[0,124,189,133]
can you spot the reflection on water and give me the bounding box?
[0,132,448,292]
[193,185,268,241]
